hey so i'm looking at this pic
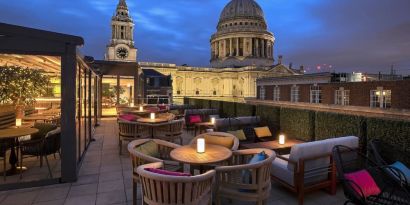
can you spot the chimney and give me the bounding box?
[299,65,305,74]
[278,55,283,65]
[289,62,293,69]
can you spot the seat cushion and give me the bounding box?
[344,169,381,197]
[227,130,247,141]
[189,115,202,124]
[203,135,234,149]
[119,114,137,121]
[271,157,294,185]
[145,168,191,176]
[135,140,159,158]
[389,161,410,183]
[254,127,272,138]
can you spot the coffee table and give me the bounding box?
[194,122,215,136]
[0,127,39,175]
[170,144,232,173]
[241,139,303,154]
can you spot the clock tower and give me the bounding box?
[105,0,137,62]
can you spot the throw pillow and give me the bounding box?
[135,140,159,158]
[242,127,256,142]
[242,151,266,185]
[254,127,272,138]
[189,115,202,124]
[344,169,381,197]
[145,168,191,176]
[203,134,234,149]
[389,161,410,184]
[227,130,247,141]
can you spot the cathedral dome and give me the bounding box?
[219,0,265,23]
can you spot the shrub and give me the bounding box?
[280,108,315,141]
[256,105,280,136]
[367,117,410,165]
[315,112,365,140]
[221,101,236,118]
[236,103,254,117]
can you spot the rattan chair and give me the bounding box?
[154,119,184,144]
[190,132,239,151]
[118,121,150,155]
[137,162,215,205]
[128,139,182,205]
[0,140,10,181]
[157,113,175,121]
[214,148,276,205]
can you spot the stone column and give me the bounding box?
[236,38,239,56]
[255,38,259,57]
[230,38,233,56]
[261,39,265,58]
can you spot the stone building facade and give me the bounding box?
[105,0,302,104]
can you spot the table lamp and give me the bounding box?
[211,117,216,124]
[16,118,22,127]
[130,102,134,107]
[150,113,156,120]
[139,105,143,112]
[197,138,205,153]
[279,134,286,145]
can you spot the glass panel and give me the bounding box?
[0,54,62,186]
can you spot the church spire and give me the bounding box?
[117,0,128,10]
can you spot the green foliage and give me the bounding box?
[280,108,315,141]
[201,99,210,109]
[0,66,50,106]
[256,105,280,136]
[102,84,125,104]
[367,118,410,165]
[221,101,236,118]
[209,100,222,115]
[236,103,254,117]
[315,112,365,140]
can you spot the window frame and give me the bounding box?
[290,85,300,103]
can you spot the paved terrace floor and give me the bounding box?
[0,118,347,205]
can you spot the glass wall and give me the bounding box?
[0,54,62,187]
[101,75,134,116]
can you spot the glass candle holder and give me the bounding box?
[197,138,205,153]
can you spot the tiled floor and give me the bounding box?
[0,118,347,205]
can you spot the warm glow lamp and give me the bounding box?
[130,102,134,107]
[279,134,286,145]
[197,138,205,153]
[16,119,22,127]
[139,105,143,112]
[150,113,156,120]
[211,117,216,124]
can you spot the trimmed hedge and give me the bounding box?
[315,112,365,140]
[200,99,211,109]
[256,105,280,136]
[221,101,236,118]
[236,103,255,117]
[367,117,410,165]
[280,108,315,141]
[209,100,222,113]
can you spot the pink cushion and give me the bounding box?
[119,114,137,121]
[158,105,167,110]
[145,168,191,176]
[189,115,202,124]
[344,170,381,197]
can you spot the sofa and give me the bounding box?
[184,108,219,129]
[213,116,270,143]
[270,136,359,205]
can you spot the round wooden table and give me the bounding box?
[0,127,39,175]
[137,117,169,124]
[170,144,232,166]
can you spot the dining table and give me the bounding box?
[0,127,39,175]
[170,144,232,173]
[137,117,170,138]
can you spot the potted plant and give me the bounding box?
[0,66,50,117]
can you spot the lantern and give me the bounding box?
[279,134,286,145]
[139,105,143,112]
[16,119,22,127]
[150,113,156,120]
[197,138,205,153]
[211,117,216,124]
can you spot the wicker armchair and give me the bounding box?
[154,119,184,144]
[137,162,215,205]
[118,121,150,155]
[128,139,182,205]
[214,148,276,205]
[190,132,239,151]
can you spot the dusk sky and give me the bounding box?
[1,0,409,74]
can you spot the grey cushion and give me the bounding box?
[271,157,294,185]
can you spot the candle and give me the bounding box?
[150,113,155,120]
[16,119,22,127]
[211,117,216,124]
[139,105,143,112]
[279,134,286,145]
[130,102,134,107]
[197,138,205,153]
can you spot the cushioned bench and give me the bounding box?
[271,136,359,205]
[0,111,16,129]
[214,116,264,143]
[184,109,219,129]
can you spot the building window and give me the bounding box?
[291,85,299,102]
[177,90,181,95]
[195,90,200,95]
[370,88,391,108]
[335,87,350,106]
[273,86,280,101]
[260,86,265,100]
[310,85,322,104]
[213,90,217,95]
